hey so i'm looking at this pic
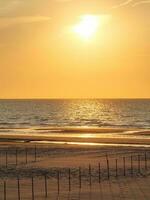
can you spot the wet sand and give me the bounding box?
[0,127,150,147]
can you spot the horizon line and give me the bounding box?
[0,98,150,100]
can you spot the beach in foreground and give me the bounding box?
[0,129,150,200]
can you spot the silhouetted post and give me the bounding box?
[68,168,71,191]
[4,181,6,200]
[31,177,34,200]
[123,157,126,176]
[44,175,48,197]
[106,154,110,179]
[34,145,37,162]
[89,164,92,187]
[25,148,28,164]
[5,151,8,168]
[98,163,101,183]
[16,149,18,166]
[115,159,118,178]
[57,170,60,194]
[138,154,141,173]
[144,152,147,170]
[17,177,21,200]
[131,155,133,176]
[79,167,81,189]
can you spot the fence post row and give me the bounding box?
[1,150,149,198]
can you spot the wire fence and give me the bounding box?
[0,146,38,168]
[0,149,150,199]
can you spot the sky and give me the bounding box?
[0,0,150,99]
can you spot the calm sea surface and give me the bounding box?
[0,99,150,135]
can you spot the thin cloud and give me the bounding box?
[132,0,150,6]
[111,0,150,9]
[0,16,51,29]
[111,0,134,9]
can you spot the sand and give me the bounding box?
[0,129,150,199]
[0,144,150,199]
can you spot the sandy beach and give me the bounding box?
[0,0,149,196]
[0,128,150,199]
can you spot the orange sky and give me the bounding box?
[0,0,149,98]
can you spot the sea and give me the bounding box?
[0,99,149,136]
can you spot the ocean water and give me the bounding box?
[0,99,150,135]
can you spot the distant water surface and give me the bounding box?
[0,99,150,135]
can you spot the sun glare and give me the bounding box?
[72,14,111,40]
[73,15,99,39]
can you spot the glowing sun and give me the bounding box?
[73,15,100,39]
[72,14,111,40]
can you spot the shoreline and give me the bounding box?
[0,132,150,148]
[0,127,150,148]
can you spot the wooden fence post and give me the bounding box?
[138,154,141,174]
[16,149,18,166]
[79,167,81,189]
[5,151,8,168]
[34,145,37,162]
[25,148,28,164]
[68,168,71,192]
[89,164,92,187]
[98,163,101,183]
[17,177,21,200]
[44,175,48,197]
[31,177,34,200]
[57,170,60,194]
[115,159,118,178]
[144,152,147,170]
[106,154,110,179]
[131,155,133,176]
[123,157,126,176]
[4,180,6,200]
